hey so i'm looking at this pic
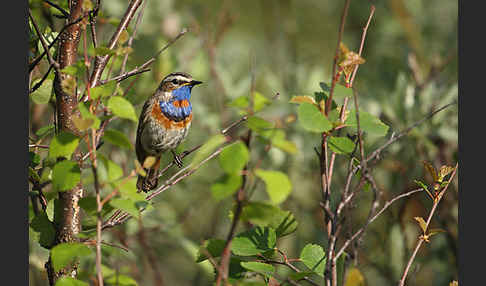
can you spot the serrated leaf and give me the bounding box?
[49,132,80,160]
[241,202,298,237]
[52,160,81,191]
[31,78,53,104]
[90,80,117,100]
[232,226,276,256]
[255,169,292,205]
[219,141,249,174]
[240,262,274,276]
[51,242,92,272]
[211,174,242,201]
[55,277,89,286]
[289,96,317,105]
[30,212,56,248]
[328,136,355,154]
[103,129,133,149]
[414,217,427,233]
[191,134,227,166]
[300,244,326,277]
[196,239,226,262]
[298,103,332,133]
[108,96,138,122]
[346,110,389,136]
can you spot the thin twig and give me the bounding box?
[43,0,70,18]
[325,0,351,115]
[29,10,60,71]
[349,5,375,87]
[398,163,458,286]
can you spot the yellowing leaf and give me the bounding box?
[438,165,454,182]
[72,114,94,131]
[344,267,365,286]
[449,281,458,286]
[289,96,317,105]
[423,161,438,182]
[414,217,427,233]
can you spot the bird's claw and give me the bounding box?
[172,150,184,168]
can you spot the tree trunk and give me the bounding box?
[45,0,85,284]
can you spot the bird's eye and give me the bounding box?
[171,79,178,84]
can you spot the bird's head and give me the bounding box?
[157,72,203,101]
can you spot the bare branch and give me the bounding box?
[43,0,70,18]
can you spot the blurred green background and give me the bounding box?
[29,0,458,285]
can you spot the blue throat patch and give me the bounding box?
[159,85,193,122]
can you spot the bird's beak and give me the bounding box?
[190,80,203,86]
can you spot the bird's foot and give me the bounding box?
[172,150,184,168]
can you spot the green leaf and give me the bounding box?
[30,212,56,248]
[77,102,100,130]
[246,116,274,133]
[298,103,332,132]
[90,80,117,100]
[257,129,297,154]
[109,198,141,218]
[240,261,274,276]
[108,96,138,122]
[103,129,133,149]
[255,169,292,205]
[328,136,355,154]
[51,242,92,272]
[320,82,353,98]
[191,134,227,166]
[196,239,226,262]
[219,141,249,174]
[36,124,55,137]
[211,174,242,201]
[232,226,276,256]
[52,160,81,192]
[31,78,53,104]
[49,132,80,160]
[99,154,123,182]
[55,277,88,286]
[300,244,326,277]
[240,202,298,237]
[346,110,389,136]
[29,152,41,167]
[105,274,138,286]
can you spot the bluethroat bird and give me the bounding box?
[136,72,202,192]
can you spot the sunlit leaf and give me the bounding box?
[52,160,81,191]
[219,141,249,174]
[345,110,389,136]
[55,277,88,286]
[289,95,317,105]
[300,244,326,277]
[298,103,332,133]
[90,80,117,99]
[49,132,80,160]
[255,169,292,205]
[51,242,91,272]
[438,165,454,182]
[241,202,298,237]
[191,134,227,166]
[240,261,274,277]
[107,96,138,122]
[414,216,427,233]
[104,129,133,149]
[211,174,242,201]
[31,78,53,104]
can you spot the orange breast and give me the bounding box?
[151,102,192,129]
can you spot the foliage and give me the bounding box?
[29,0,457,285]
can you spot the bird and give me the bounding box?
[135,72,202,192]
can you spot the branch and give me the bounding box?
[364,100,457,165]
[349,5,375,87]
[89,0,143,88]
[28,10,60,71]
[398,163,458,286]
[325,0,351,115]
[99,28,187,86]
[43,0,70,18]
